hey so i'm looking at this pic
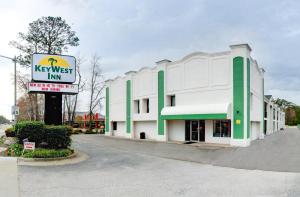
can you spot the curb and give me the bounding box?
[18,150,89,166]
[18,151,77,162]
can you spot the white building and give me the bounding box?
[105,44,285,147]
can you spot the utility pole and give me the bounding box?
[0,54,17,123]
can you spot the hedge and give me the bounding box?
[44,125,72,149]
[23,148,73,158]
[15,121,72,149]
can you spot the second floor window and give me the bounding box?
[171,95,175,106]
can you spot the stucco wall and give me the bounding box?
[167,120,185,142]
[133,121,157,140]
[112,121,126,137]
[110,78,126,122]
[165,54,232,106]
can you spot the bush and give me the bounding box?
[15,121,44,144]
[7,143,23,157]
[14,121,72,149]
[44,125,72,149]
[85,129,98,134]
[72,129,82,135]
[5,127,16,137]
[23,148,73,158]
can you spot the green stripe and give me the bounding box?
[126,80,131,133]
[161,113,227,120]
[233,57,244,139]
[105,87,109,133]
[158,70,164,135]
[247,58,250,138]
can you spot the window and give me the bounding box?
[112,122,117,130]
[166,95,176,106]
[146,99,149,113]
[134,100,140,114]
[213,120,231,137]
[142,98,150,113]
[171,95,175,106]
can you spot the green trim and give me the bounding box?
[233,57,244,139]
[158,70,165,135]
[105,87,109,133]
[126,80,131,133]
[247,58,250,138]
[161,113,227,120]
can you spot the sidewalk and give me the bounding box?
[0,157,19,197]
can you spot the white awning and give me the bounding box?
[161,103,231,118]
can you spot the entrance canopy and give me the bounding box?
[161,103,231,120]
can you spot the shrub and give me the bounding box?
[85,129,98,134]
[15,121,45,144]
[44,125,72,149]
[5,127,16,137]
[7,143,23,157]
[23,148,73,158]
[72,129,82,135]
[14,121,72,149]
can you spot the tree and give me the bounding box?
[16,73,43,121]
[10,16,80,121]
[87,55,105,130]
[63,55,86,125]
[273,98,295,109]
[10,16,79,67]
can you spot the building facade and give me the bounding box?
[105,44,285,147]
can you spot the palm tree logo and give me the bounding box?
[48,57,58,66]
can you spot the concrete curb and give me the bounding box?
[18,151,77,162]
[18,150,89,166]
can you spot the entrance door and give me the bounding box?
[190,120,205,142]
[199,120,205,142]
[191,121,199,141]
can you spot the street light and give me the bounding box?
[0,54,17,123]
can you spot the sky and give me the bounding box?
[0,0,300,119]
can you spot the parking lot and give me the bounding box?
[18,128,300,197]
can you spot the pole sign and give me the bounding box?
[28,82,79,94]
[32,54,76,83]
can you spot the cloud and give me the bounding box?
[1,0,300,118]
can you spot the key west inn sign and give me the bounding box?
[28,53,78,125]
[32,54,76,83]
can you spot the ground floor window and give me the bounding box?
[112,122,117,130]
[213,120,231,137]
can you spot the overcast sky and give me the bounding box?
[0,0,299,119]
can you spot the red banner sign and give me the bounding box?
[28,82,78,94]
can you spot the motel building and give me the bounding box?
[104,44,285,147]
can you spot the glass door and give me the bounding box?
[190,121,199,141]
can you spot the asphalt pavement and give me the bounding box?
[18,128,300,197]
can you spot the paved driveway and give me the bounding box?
[19,128,300,197]
[73,128,300,172]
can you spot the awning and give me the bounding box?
[161,103,231,120]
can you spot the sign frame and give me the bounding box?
[31,53,77,84]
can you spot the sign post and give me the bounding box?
[28,54,78,125]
